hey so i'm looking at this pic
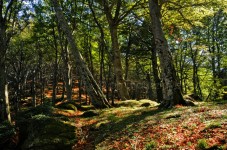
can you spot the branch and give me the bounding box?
[118,0,141,24]
[0,0,3,21]
[102,0,113,23]
[113,0,121,22]
[3,0,15,23]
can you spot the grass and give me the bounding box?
[145,140,157,150]
[197,139,208,149]
[63,100,227,149]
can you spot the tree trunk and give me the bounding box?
[59,33,73,102]
[4,84,11,123]
[64,48,73,101]
[109,25,130,100]
[101,0,130,100]
[52,26,59,103]
[50,0,111,108]
[0,21,11,122]
[0,41,6,121]
[151,46,163,103]
[149,0,186,107]
[125,31,132,80]
[31,71,36,107]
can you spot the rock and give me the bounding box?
[82,111,98,118]
[0,121,17,149]
[140,102,151,107]
[185,100,196,106]
[21,115,76,150]
[56,102,77,111]
[16,105,76,150]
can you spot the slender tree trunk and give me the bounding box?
[189,42,198,96]
[52,26,59,104]
[5,84,11,123]
[50,0,111,108]
[149,0,186,107]
[32,71,36,107]
[64,49,72,101]
[60,35,72,102]
[0,45,6,121]
[125,31,132,80]
[151,46,163,103]
[146,73,153,100]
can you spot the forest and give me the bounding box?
[0,0,227,149]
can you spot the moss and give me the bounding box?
[197,139,208,150]
[17,105,53,120]
[145,140,157,150]
[56,102,77,111]
[16,105,76,150]
[21,114,76,150]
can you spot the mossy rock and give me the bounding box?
[21,114,76,150]
[17,105,53,120]
[16,105,76,150]
[82,110,98,118]
[16,105,54,146]
[115,100,140,107]
[56,102,77,111]
[140,102,151,107]
[0,121,16,149]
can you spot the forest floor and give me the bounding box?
[54,99,227,150]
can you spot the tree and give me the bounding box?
[0,0,21,122]
[148,0,186,107]
[50,0,111,108]
[99,0,143,100]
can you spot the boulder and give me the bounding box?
[16,105,76,150]
[21,115,76,150]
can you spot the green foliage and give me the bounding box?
[145,140,157,150]
[197,139,208,149]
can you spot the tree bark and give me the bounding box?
[50,0,111,108]
[149,0,186,107]
[151,46,163,103]
[102,0,130,100]
[0,11,11,122]
[109,25,130,100]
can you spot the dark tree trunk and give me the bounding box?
[31,71,36,107]
[52,26,59,104]
[0,13,11,122]
[151,46,163,103]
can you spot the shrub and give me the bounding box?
[197,139,208,150]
